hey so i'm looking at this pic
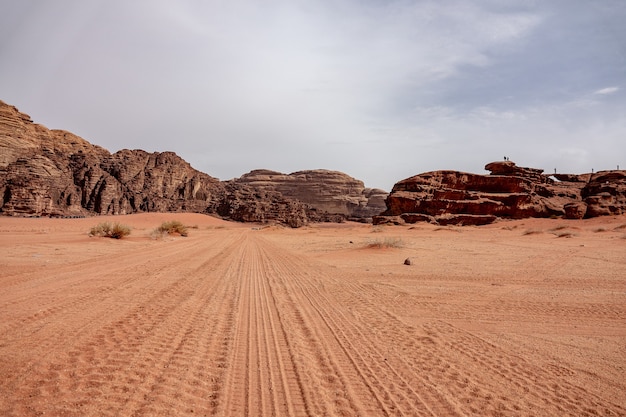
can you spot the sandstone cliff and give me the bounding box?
[1,100,224,217]
[232,169,387,221]
[0,100,386,226]
[375,161,626,226]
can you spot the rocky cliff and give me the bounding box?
[0,99,386,226]
[375,161,626,226]
[1,100,223,217]
[232,169,387,221]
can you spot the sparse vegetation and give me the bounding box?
[614,223,626,231]
[154,220,188,237]
[556,232,575,238]
[367,237,404,248]
[522,229,543,235]
[550,225,569,231]
[593,227,607,233]
[89,222,131,239]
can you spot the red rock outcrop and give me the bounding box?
[582,171,626,217]
[375,161,625,226]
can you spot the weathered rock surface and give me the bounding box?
[375,160,626,226]
[1,100,224,217]
[232,169,387,221]
[1,99,386,226]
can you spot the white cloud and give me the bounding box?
[594,86,620,95]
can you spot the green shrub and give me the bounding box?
[89,222,131,239]
[155,220,188,237]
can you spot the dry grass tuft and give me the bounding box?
[89,222,131,239]
[153,220,189,238]
[522,229,543,235]
[550,225,569,231]
[556,232,575,238]
[367,237,404,249]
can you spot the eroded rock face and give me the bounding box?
[233,169,387,221]
[0,99,223,217]
[375,161,625,225]
[1,99,388,226]
[582,171,626,217]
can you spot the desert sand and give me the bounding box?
[0,212,624,416]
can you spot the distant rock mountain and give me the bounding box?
[232,169,387,221]
[375,160,626,226]
[0,99,386,226]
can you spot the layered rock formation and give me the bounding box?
[1,100,223,217]
[0,100,386,226]
[232,169,387,221]
[375,161,626,226]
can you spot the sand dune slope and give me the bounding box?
[1,214,625,416]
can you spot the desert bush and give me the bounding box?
[155,220,188,237]
[367,237,404,248]
[522,229,542,235]
[89,222,131,239]
[550,225,569,231]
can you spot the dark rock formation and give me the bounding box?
[375,160,625,226]
[210,182,312,228]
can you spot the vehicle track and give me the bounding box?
[2,226,625,416]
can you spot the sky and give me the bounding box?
[1,0,624,190]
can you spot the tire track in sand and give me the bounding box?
[216,234,307,416]
[256,234,459,416]
[3,232,244,417]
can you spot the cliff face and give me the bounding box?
[0,100,387,226]
[233,169,387,220]
[0,100,224,217]
[375,161,626,226]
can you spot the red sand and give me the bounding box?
[1,213,625,416]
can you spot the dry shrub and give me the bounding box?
[367,237,404,249]
[550,225,569,231]
[89,222,131,239]
[614,223,626,231]
[155,220,188,237]
[556,232,575,238]
[522,229,542,235]
[593,227,607,233]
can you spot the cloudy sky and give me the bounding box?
[1,0,624,190]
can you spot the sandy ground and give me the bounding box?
[0,212,625,416]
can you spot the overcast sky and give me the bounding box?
[1,0,624,190]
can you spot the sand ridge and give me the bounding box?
[1,213,625,416]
